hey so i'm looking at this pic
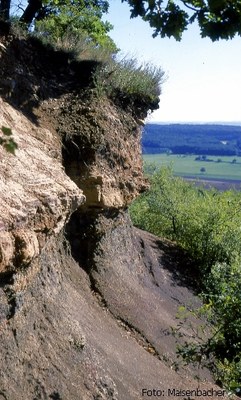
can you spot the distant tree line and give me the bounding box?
[143,124,241,156]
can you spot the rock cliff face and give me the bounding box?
[0,98,85,275]
[0,32,227,400]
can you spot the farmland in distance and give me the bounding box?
[143,154,241,180]
[142,124,241,188]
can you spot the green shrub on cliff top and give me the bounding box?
[10,11,164,114]
[31,23,164,112]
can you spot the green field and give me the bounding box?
[143,154,241,181]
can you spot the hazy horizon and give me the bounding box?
[146,121,241,126]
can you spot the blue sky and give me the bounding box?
[106,0,241,124]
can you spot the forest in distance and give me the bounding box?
[142,123,241,156]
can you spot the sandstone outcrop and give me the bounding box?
[0,32,231,399]
[0,98,85,275]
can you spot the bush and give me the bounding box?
[32,23,164,113]
[194,260,241,394]
[32,0,118,54]
[129,165,241,393]
[130,166,241,272]
[205,260,241,359]
[11,6,164,114]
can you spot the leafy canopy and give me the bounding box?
[34,0,117,52]
[1,0,241,41]
[129,165,241,392]
[0,0,117,52]
[122,0,241,41]
[130,165,241,271]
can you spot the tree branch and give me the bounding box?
[20,0,42,25]
[179,0,200,12]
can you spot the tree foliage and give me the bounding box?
[175,260,241,395]
[122,0,241,41]
[130,165,241,271]
[129,165,241,392]
[1,0,241,41]
[205,260,241,386]
[33,0,117,52]
[0,0,117,52]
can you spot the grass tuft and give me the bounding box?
[93,56,165,115]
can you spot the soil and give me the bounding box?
[0,226,219,400]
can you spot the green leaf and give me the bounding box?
[3,139,18,155]
[1,126,12,136]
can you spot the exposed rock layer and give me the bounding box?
[0,98,85,275]
[61,96,148,209]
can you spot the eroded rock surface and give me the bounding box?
[61,96,148,209]
[0,98,85,275]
